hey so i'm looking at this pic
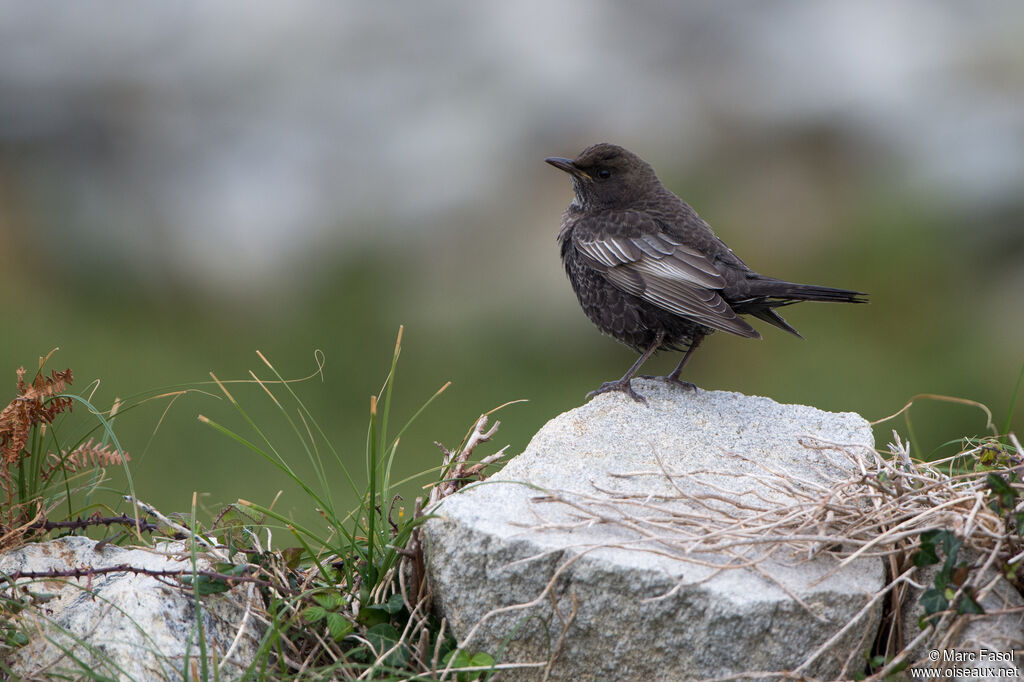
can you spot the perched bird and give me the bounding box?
[547,143,866,404]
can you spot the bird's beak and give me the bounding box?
[545,157,592,180]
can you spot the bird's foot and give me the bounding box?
[586,379,648,405]
[637,375,698,392]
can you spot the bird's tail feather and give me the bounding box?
[732,278,867,337]
[740,278,868,304]
[745,307,802,337]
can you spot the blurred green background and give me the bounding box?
[2,3,1022,536]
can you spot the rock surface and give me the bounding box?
[423,381,885,681]
[0,536,263,681]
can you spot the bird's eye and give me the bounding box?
[596,168,612,179]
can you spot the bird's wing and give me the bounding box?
[573,213,759,338]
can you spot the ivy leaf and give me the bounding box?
[382,592,405,614]
[932,567,947,593]
[957,590,985,615]
[366,623,407,668]
[913,531,940,567]
[920,587,948,615]
[986,473,1018,510]
[357,604,391,627]
[939,531,961,563]
[366,622,399,644]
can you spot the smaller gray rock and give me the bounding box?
[1,536,263,681]
[424,382,886,681]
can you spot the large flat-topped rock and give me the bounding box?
[424,381,884,680]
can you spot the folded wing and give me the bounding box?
[573,212,760,339]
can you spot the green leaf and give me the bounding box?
[987,473,1019,512]
[366,622,398,639]
[326,612,353,641]
[470,652,495,667]
[890,659,910,674]
[357,604,391,627]
[443,649,472,668]
[932,567,947,592]
[920,587,948,615]
[442,649,494,681]
[212,561,249,576]
[940,530,962,561]
[26,591,59,605]
[281,546,304,569]
[913,534,939,567]
[313,591,344,610]
[181,562,250,595]
[303,605,327,623]
[182,573,232,595]
[957,590,985,615]
[366,623,407,668]
[987,472,1016,495]
[383,592,405,614]
[5,630,29,647]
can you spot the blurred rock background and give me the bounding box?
[2,1,1022,528]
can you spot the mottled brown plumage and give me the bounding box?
[547,143,866,403]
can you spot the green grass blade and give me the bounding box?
[377,326,404,494]
[238,500,348,557]
[252,353,362,502]
[367,396,378,571]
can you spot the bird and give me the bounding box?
[546,143,867,404]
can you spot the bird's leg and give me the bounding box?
[587,331,664,405]
[662,333,704,391]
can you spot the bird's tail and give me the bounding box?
[742,279,868,304]
[731,278,867,337]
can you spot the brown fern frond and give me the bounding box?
[1,367,74,464]
[46,437,130,477]
[25,368,75,421]
[0,402,30,464]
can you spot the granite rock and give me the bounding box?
[423,381,885,680]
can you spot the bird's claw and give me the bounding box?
[586,379,648,405]
[637,375,698,392]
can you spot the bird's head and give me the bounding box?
[545,143,661,210]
